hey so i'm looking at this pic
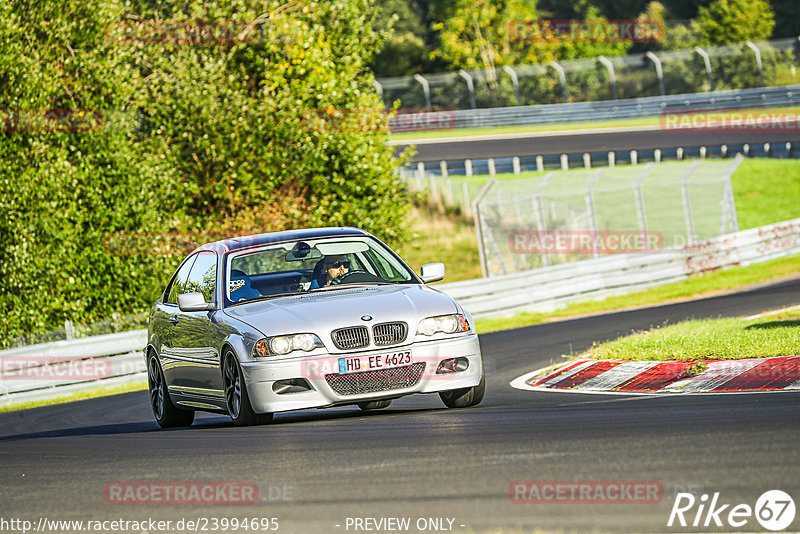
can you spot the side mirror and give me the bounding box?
[420,262,445,284]
[178,292,214,312]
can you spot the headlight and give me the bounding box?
[253,333,323,357]
[416,314,469,337]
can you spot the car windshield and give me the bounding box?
[224,235,417,305]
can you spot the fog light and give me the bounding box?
[272,378,313,394]
[436,357,470,374]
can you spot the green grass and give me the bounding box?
[0,380,146,413]
[732,159,800,229]
[388,105,800,142]
[586,308,800,361]
[396,206,483,281]
[474,252,800,334]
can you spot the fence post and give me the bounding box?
[585,169,605,258]
[428,173,439,204]
[723,155,744,233]
[488,158,496,177]
[598,56,618,100]
[646,52,665,96]
[502,65,521,106]
[549,61,568,103]
[694,46,714,91]
[416,162,425,190]
[440,160,448,178]
[681,161,701,243]
[583,153,591,169]
[512,156,521,175]
[608,152,615,167]
[413,74,432,111]
[533,172,555,267]
[65,320,75,341]
[634,164,654,240]
[461,181,471,217]
[458,69,477,109]
[536,155,544,172]
[473,179,497,278]
[465,159,473,177]
[560,154,569,171]
[630,150,638,166]
[745,41,765,88]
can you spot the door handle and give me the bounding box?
[169,315,180,325]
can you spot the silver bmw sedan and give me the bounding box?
[145,227,485,427]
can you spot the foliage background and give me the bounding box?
[372,0,795,107]
[0,0,409,346]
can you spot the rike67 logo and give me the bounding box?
[668,490,795,531]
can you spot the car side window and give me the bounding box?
[184,252,217,303]
[166,255,198,305]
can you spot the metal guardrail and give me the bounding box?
[2,217,798,408]
[0,330,147,408]
[380,37,800,114]
[436,218,800,318]
[390,85,800,131]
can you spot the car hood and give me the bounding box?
[223,284,459,338]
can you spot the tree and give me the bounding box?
[0,0,411,345]
[371,0,431,76]
[693,0,774,45]
[433,0,551,71]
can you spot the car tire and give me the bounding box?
[357,399,392,411]
[223,350,273,426]
[148,353,195,428]
[439,373,485,409]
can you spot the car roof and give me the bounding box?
[193,226,371,254]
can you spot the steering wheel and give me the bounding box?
[330,270,384,285]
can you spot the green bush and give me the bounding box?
[0,0,410,347]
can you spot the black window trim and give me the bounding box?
[163,253,199,306]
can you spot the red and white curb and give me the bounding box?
[510,355,800,394]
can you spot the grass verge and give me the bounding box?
[0,380,146,413]
[474,253,800,334]
[396,206,482,281]
[586,308,800,361]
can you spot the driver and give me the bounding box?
[310,255,350,289]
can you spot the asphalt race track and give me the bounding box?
[399,128,800,162]
[1,277,799,533]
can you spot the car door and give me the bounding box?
[169,251,226,401]
[153,254,197,390]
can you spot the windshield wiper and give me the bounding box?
[232,292,303,305]
[311,282,397,292]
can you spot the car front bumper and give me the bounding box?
[240,334,482,414]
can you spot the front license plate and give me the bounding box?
[338,351,412,374]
